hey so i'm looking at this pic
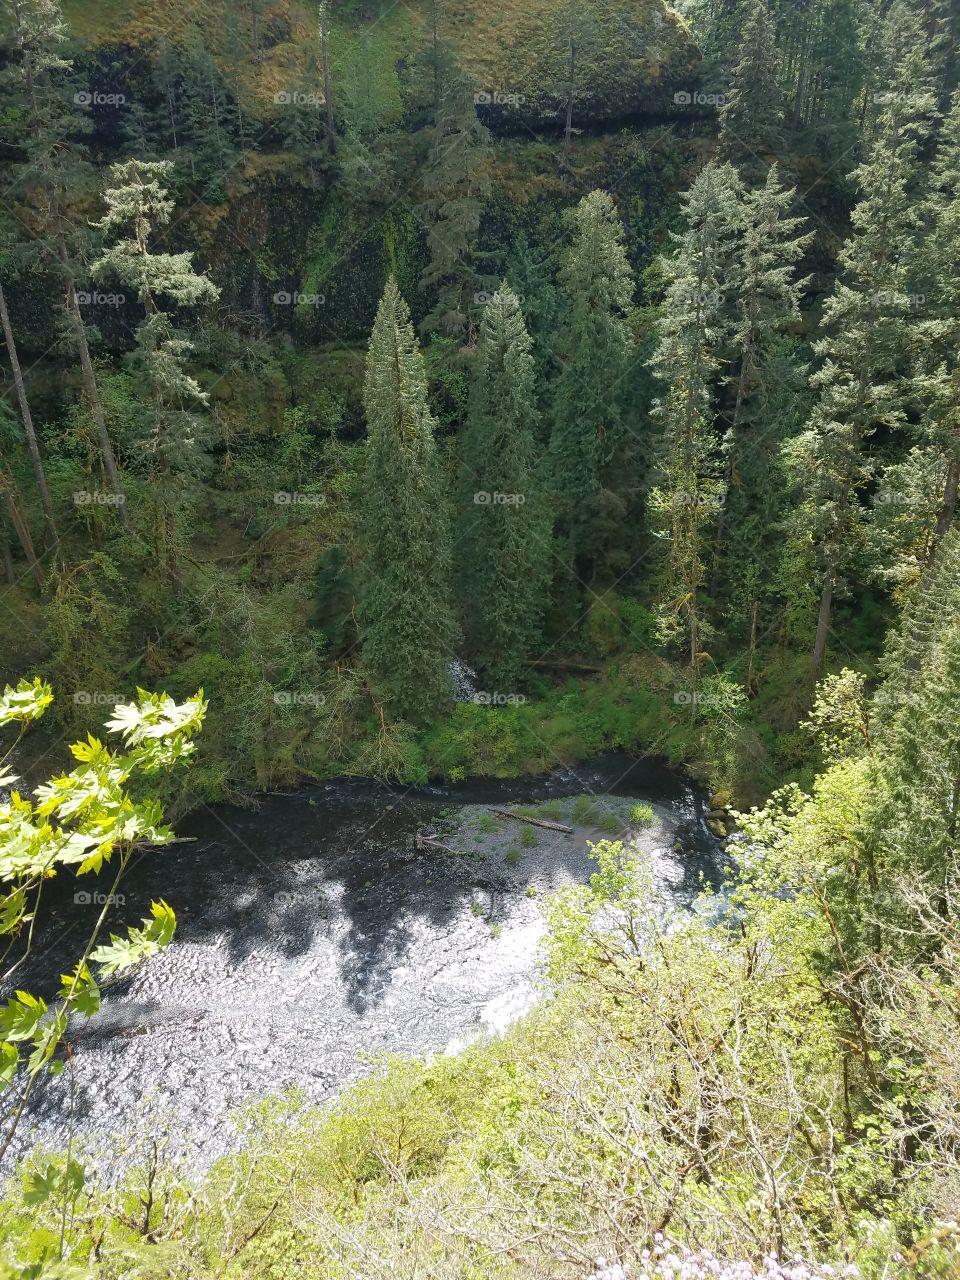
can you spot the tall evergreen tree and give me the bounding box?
[359,278,456,722]
[456,284,550,687]
[418,65,494,341]
[650,163,741,669]
[718,0,784,176]
[92,160,219,594]
[912,87,960,554]
[793,2,936,677]
[3,0,126,516]
[548,190,635,586]
[0,276,61,571]
[718,167,811,656]
[870,527,960,917]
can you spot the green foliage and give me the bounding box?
[456,283,550,686]
[548,190,636,584]
[0,680,204,1177]
[418,66,495,340]
[358,277,457,723]
[649,162,742,666]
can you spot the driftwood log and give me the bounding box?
[415,831,459,854]
[488,808,574,834]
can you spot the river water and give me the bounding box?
[2,753,722,1176]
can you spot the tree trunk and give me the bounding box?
[161,459,182,596]
[746,598,758,694]
[57,239,129,524]
[0,475,44,590]
[1,529,15,585]
[489,808,574,834]
[562,38,576,173]
[812,569,833,680]
[0,282,63,571]
[930,454,959,558]
[250,0,262,63]
[431,0,441,111]
[320,9,337,154]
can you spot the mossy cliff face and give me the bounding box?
[62,0,700,129]
[438,0,699,125]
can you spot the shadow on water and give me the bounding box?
[2,752,725,1170]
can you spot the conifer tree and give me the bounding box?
[793,3,936,677]
[718,0,784,176]
[311,544,357,658]
[457,284,550,688]
[4,0,127,517]
[0,275,61,571]
[418,65,494,341]
[650,163,741,669]
[548,190,635,584]
[718,168,811,650]
[912,87,960,553]
[870,527,960,916]
[92,160,220,593]
[359,278,456,721]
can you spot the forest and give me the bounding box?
[0,0,959,1276]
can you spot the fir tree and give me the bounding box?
[418,65,494,341]
[870,527,960,917]
[92,160,219,592]
[792,4,936,677]
[456,284,550,688]
[359,278,456,722]
[3,0,127,516]
[718,0,784,176]
[912,87,960,554]
[649,163,742,669]
[718,167,811,653]
[548,190,635,584]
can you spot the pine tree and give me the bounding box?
[649,163,741,669]
[718,167,811,654]
[456,284,550,688]
[359,278,456,722]
[548,190,635,584]
[418,65,494,341]
[793,4,936,678]
[718,0,784,176]
[92,160,220,593]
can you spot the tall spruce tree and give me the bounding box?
[718,0,785,176]
[548,190,635,586]
[359,278,456,722]
[418,65,494,341]
[794,1,936,677]
[92,160,219,594]
[649,163,741,669]
[456,284,550,688]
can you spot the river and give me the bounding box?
[2,752,723,1176]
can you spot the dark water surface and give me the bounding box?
[3,753,722,1174]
